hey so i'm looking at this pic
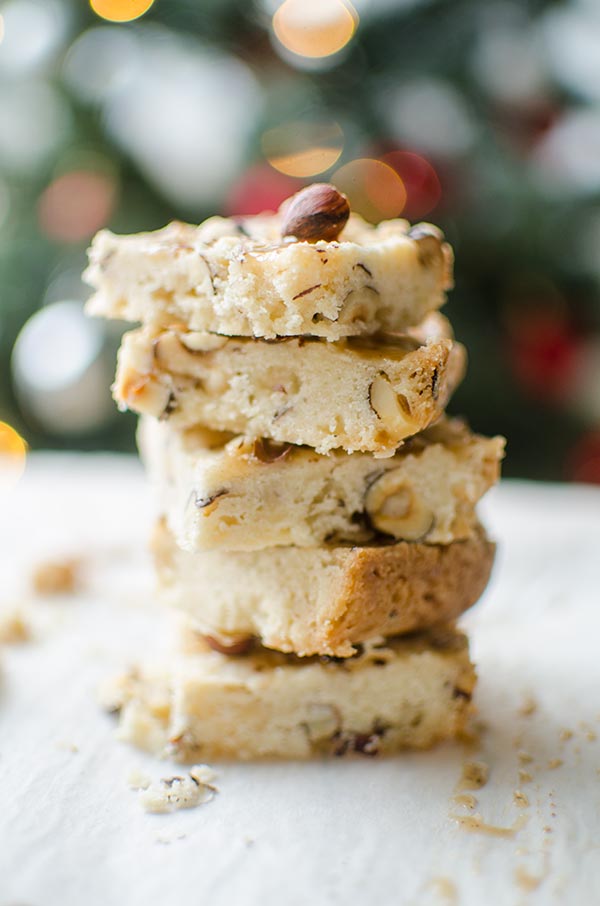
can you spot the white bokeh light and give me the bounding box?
[379,77,476,157]
[62,26,142,104]
[97,27,262,207]
[0,80,71,173]
[0,0,69,74]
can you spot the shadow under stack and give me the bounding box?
[85,184,504,760]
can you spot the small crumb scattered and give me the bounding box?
[32,558,81,596]
[457,760,489,791]
[513,790,529,808]
[547,758,563,770]
[138,765,218,814]
[0,609,30,644]
[518,750,533,764]
[518,696,537,718]
[586,730,597,742]
[452,792,478,809]
[518,769,533,784]
[559,728,573,743]
[514,865,544,892]
[428,877,458,903]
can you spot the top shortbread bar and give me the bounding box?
[85,185,453,340]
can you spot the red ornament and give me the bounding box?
[224,164,301,216]
[566,432,600,484]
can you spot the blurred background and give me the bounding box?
[1,0,600,481]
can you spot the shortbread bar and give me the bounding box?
[152,519,495,657]
[85,214,453,340]
[140,417,504,551]
[115,315,465,455]
[102,626,476,760]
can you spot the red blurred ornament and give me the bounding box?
[38,171,116,242]
[224,164,301,216]
[566,431,600,485]
[505,307,581,404]
[381,151,442,220]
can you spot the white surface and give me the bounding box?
[1,455,599,906]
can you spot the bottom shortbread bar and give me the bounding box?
[101,627,476,760]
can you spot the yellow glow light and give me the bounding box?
[262,121,344,177]
[89,0,155,23]
[332,158,406,222]
[0,422,27,494]
[273,0,358,60]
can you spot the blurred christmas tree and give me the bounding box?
[1,0,600,481]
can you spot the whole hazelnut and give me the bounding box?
[280,184,350,242]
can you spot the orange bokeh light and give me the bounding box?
[90,0,155,23]
[332,158,406,222]
[262,121,344,178]
[0,422,27,493]
[38,170,116,243]
[273,0,358,60]
[382,151,442,220]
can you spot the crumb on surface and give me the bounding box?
[547,758,563,770]
[32,558,81,596]
[0,609,30,643]
[513,790,529,808]
[137,765,218,814]
[517,750,533,764]
[559,728,573,742]
[518,696,537,717]
[518,769,533,784]
[457,760,489,791]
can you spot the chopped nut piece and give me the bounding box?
[364,471,434,540]
[303,703,341,742]
[518,696,537,717]
[518,769,533,784]
[203,635,254,656]
[368,374,412,434]
[251,438,293,463]
[32,558,80,596]
[559,728,573,742]
[179,333,228,353]
[547,758,563,770]
[280,184,350,242]
[517,750,533,764]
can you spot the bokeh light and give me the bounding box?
[90,0,155,23]
[566,432,600,485]
[38,170,117,242]
[12,301,115,435]
[382,151,441,220]
[332,158,406,222]
[262,120,344,177]
[272,0,358,60]
[0,422,27,494]
[225,163,299,216]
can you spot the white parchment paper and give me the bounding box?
[1,455,599,906]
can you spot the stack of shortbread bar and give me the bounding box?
[85,184,504,759]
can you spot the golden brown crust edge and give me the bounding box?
[315,528,496,655]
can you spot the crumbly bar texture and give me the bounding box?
[114,314,465,456]
[101,627,476,760]
[84,215,453,340]
[140,417,504,552]
[152,518,495,657]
